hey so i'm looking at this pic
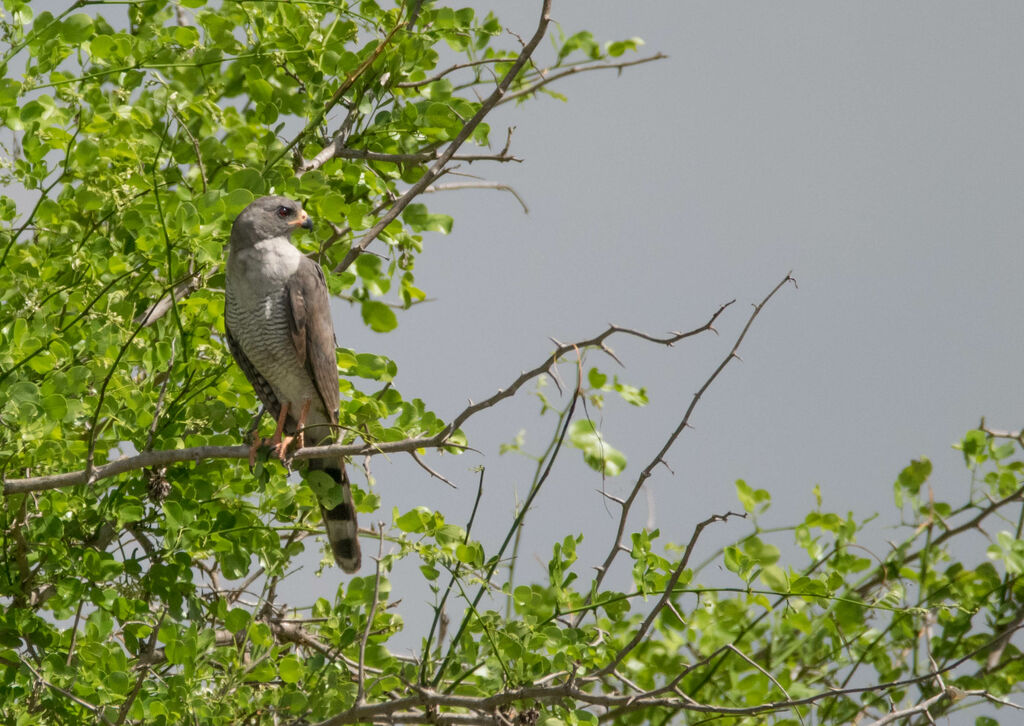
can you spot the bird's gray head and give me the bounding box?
[230,195,313,249]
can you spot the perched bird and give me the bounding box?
[224,195,361,572]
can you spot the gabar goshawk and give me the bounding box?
[224,195,361,572]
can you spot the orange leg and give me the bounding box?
[250,402,291,468]
[246,428,261,470]
[277,398,311,463]
[269,401,292,461]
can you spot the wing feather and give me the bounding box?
[286,258,340,434]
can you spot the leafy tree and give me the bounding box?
[2,1,1024,724]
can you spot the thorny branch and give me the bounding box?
[573,272,796,625]
[595,510,747,678]
[497,52,668,106]
[2,308,728,495]
[422,181,529,214]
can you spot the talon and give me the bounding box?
[276,434,296,467]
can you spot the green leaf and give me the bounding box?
[893,457,932,506]
[558,31,601,61]
[249,622,272,647]
[361,300,398,332]
[402,203,453,233]
[735,479,771,513]
[226,168,266,194]
[568,419,626,476]
[606,37,644,57]
[40,394,67,421]
[396,507,431,533]
[61,14,94,43]
[760,565,789,592]
[278,654,303,684]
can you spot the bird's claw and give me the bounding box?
[273,431,306,470]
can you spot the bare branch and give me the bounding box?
[576,273,795,622]
[135,267,210,328]
[498,53,667,106]
[309,673,1016,726]
[422,181,529,213]
[442,307,732,440]
[979,418,1024,447]
[396,58,505,88]
[410,450,458,489]
[330,0,556,276]
[865,687,957,726]
[300,145,520,175]
[357,526,386,705]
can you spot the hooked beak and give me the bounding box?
[290,209,313,230]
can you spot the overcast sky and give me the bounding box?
[18,1,1024,671]
[363,0,1024,589]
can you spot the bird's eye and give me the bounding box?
[276,206,293,218]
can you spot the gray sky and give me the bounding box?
[360,0,1024,586]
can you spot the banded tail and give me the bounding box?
[310,458,361,572]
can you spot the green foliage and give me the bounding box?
[1,1,1023,725]
[568,419,626,477]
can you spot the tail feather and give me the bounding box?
[312,460,361,572]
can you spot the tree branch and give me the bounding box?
[396,58,505,88]
[594,510,746,678]
[574,272,795,624]
[4,311,725,495]
[422,181,529,214]
[135,267,210,328]
[497,53,667,106]
[264,17,405,172]
[330,0,555,276]
[299,145,520,175]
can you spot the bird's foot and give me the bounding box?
[274,434,295,468]
[277,399,312,467]
[274,429,307,469]
[244,428,265,471]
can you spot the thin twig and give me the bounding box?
[594,511,745,677]
[422,181,529,213]
[419,469,486,685]
[396,58,505,88]
[330,0,556,276]
[574,273,795,625]
[410,451,458,489]
[17,657,115,725]
[498,53,667,106]
[357,525,386,705]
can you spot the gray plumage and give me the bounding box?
[224,195,361,572]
